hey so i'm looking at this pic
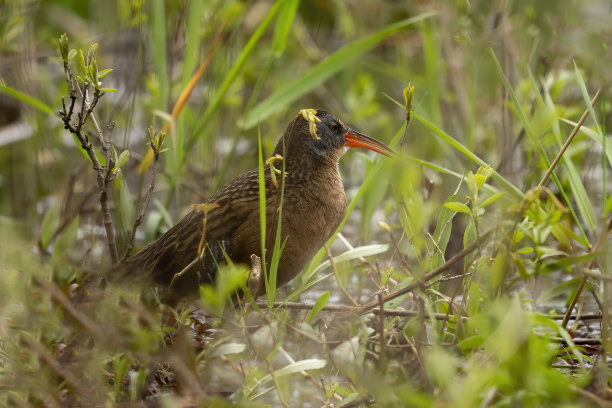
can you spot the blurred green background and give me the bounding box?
[1,0,611,406]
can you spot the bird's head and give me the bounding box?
[274,109,393,164]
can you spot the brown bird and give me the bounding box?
[123,109,392,299]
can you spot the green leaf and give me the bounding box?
[306,291,330,324]
[479,192,506,208]
[67,48,76,61]
[40,203,61,250]
[241,12,435,129]
[116,150,130,169]
[272,0,300,56]
[444,202,471,214]
[431,184,460,269]
[100,88,117,93]
[98,68,113,78]
[458,335,485,352]
[474,173,486,190]
[78,49,86,75]
[0,85,53,115]
[113,354,132,402]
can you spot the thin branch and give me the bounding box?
[60,81,119,264]
[122,139,162,261]
[357,227,494,314]
[562,216,612,329]
[536,88,601,190]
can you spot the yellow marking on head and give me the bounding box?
[299,108,321,139]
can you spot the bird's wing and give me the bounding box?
[123,167,267,287]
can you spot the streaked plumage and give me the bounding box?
[122,109,392,299]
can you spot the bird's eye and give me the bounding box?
[330,122,340,133]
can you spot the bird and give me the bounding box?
[122,109,393,300]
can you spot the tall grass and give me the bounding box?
[1,1,610,406]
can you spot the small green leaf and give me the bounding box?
[98,68,113,78]
[59,33,68,59]
[474,173,486,190]
[479,192,506,208]
[444,202,471,214]
[100,88,117,93]
[514,247,533,255]
[113,354,132,401]
[116,150,130,169]
[306,291,330,324]
[78,49,86,75]
[67,49,76,61]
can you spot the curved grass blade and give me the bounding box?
[187,1,284,150]
[241,12,436,129]
[0,85,53,114]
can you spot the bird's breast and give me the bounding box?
[272,171,347,285]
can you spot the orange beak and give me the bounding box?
[345,128,394,157]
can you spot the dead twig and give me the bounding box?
[357,227,494,314]
[121,129,165,261]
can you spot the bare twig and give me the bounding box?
[122,133,163,261]
[536,88,601,190]
[562,217,612,329]
[357,228,494,314]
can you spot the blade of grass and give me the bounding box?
[139,19,226,173]
[212,0,300,193]
[574,62,603,137]
[412,110,524,201]
[241,12,436,130]
[257,126,268,294]
[186,1,284,150]
[421,19,441,124]
[0,84,53,114]
[266,137,287,307]
[181,0,206,89]
[151,0,168,112]
[560,119,612,167]
[540,74,597,233]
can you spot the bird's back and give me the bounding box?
[122,163,347,298]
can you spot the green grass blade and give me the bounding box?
[272,0,299,57]
[181,0,206,89]
[187,1,283,150]
[421,19,441,124]
[541,78,597,233]
[0,85,53,114]
[257,127,268,292]
[241,12,436,129]
[412,110,524,201]
[267,139,287,307]
[574,62,603,136]
[151,0,168,111]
